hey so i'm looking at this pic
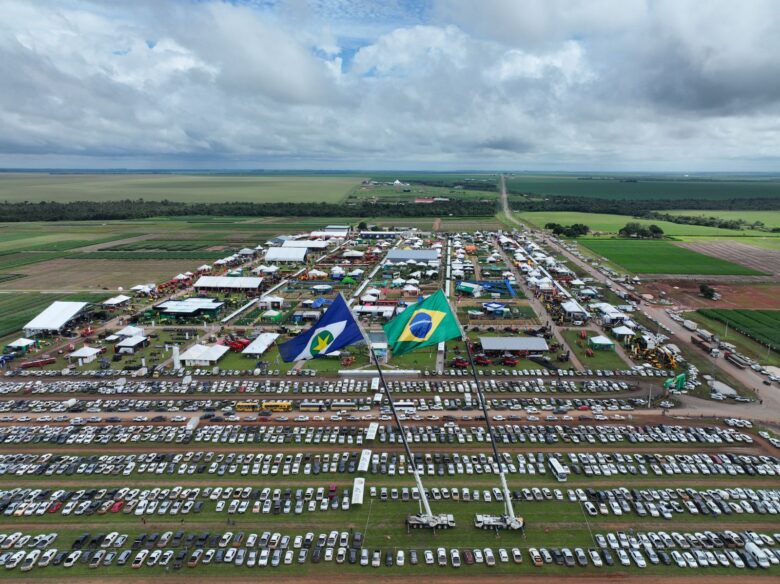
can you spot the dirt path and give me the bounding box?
[433,218,442,231]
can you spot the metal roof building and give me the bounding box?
[193,276,263,291]
[24,301,90,336]
[265,247,308,263]
[479,336,549,353]
[385,249,439,264]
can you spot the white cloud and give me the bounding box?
[0,0,778,170]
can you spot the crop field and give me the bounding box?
[0,173,363,203]
[698,309,780,352]
[103,239,253,252]
[516,211,774,237]
[74,251,230,261]
[665,210,780,229]
[577,239,765,276]
[0,258,211,292]
[0,292,110,338]
[505,174,780,200]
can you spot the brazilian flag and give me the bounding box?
[384,290,461,357]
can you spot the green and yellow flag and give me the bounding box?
[384,290,461,357]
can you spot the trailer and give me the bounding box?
[724,351,749,370]
[682,320,698,331]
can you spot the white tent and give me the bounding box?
[7,338,36,350]
[68,346,101,363]
[242,333,280,356]
[179,344,229,366]
[103,294,131,307]
[24,301,89,336]
[116,325,144,338]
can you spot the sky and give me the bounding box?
[1,0,779,171]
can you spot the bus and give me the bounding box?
[550,457,569,483]
[299,400,326,412]
[394,400,417,414]
[261,400,293,413]
[331,399,358,411]
[235,401,261,413]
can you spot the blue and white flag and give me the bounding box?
[278,293,364,362]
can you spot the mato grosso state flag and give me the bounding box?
[383,290,461,357]
[278,294,364,362]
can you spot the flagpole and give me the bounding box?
[463,337,519,527]
[345,293,440,526]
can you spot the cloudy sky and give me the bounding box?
[1,0,779,170]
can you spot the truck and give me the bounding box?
[691,336,714,353]
[682,320,698,331]
[724,351,749,370]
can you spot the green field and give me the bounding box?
[666,209,780,229]
[0,173,363,203]
[517,211,773,237]
[561,330,629,370]
[698,309,780,353]
[577,239,765,275]
[506,173,780,200]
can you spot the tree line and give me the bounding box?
[0,199,498,222]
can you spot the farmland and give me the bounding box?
[0,173,363,204]
[516,211,775,237]
[665,210,780,229]
[698,309,780,353]
[0,292,110,338]
[577,239,766,276]
[505,173,780,200]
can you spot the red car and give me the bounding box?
[110,500,125,513]
[47,501,62,514]
[451,357,468,369]
[502,356,518,366]
[475,355,492,366]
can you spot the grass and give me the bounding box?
[577,239,765,276]
[505,173,780,200]
[664,210,780,229]
[516,211,773,237]
[561,330,629,370]
[0,494,776,579]
[0,173,363,203]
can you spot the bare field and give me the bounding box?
[0,258,203,291]
[639,280,780,310]
[677,240,780,276]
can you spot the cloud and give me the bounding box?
[0,0,778,170]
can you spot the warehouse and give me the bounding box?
[265,247,308,263]
[193,276,264,292]
[385,249,439,265]
[23,301,90,337]
[479,336,549,354]
[179,344,230,367]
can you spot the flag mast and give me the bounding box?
[351,293,453,530]
[448,294,523,531]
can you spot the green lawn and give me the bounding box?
[577,239,765,275]
[517,211,770,237]
[561,330,630,370]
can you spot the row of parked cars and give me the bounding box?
[0,417,754,448]
[2,446,775,481]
